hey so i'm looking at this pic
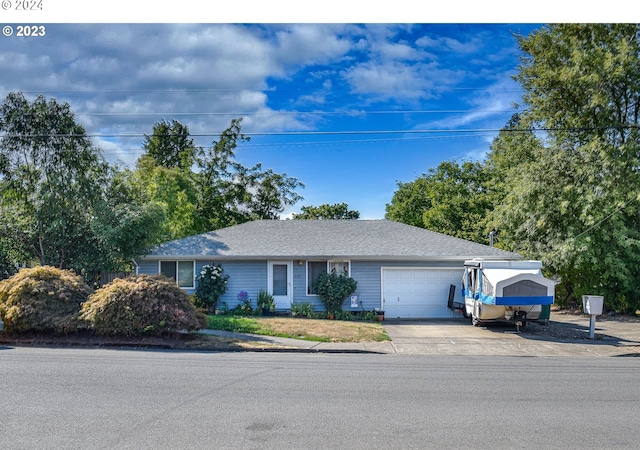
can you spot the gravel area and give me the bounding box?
[520,310,640,341]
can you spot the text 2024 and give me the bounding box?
[16,0,43,10]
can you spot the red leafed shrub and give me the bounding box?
[80,274,207,336]
[0,266,92,335]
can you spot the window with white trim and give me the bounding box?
[306,260,351,295]
[160,260,195,288]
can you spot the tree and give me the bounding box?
[490,24,640,312]
[0,92,166,278]
[482,114,542,248]
[0,205,30,280]
[385,178,434,228]
[0,92,108,271]
[133,153,202,240]
[133,118,304,237]
[196,118,304,229]
[142,119,195,170]
[292,202,360,220]
[91,165,167,271]
[385,160,494,244]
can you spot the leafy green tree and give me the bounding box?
[238,165,304,220]
[482,114,542,248]
[0,92,108,271]
[196,118,304,229]
[143,119,195,170]
[292,202,360,220]
[385,177,434,228]
[490,24,640,312]
[133,153,202,240]
[386,160,494,244]
[0,205,30,280]
[133,120,203,240]
[91,165,167,271]
[133,118,304,238]
[0,92,167,279]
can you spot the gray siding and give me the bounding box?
[216,260,267,310]
[137,259,159,277]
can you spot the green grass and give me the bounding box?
[206,315,328,341]
[207,315,261,334]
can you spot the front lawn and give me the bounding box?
[207,315,390,343]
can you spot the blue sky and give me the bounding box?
[0,9,550,218]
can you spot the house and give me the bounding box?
[135,220,521,319]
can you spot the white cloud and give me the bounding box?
[341,60,462,103]
[415,35,481,53]
[273,24,352,67]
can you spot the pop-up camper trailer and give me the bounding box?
[458,259,555,328]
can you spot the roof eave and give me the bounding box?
[140,254,521,261]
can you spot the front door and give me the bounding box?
[268,261,293,310]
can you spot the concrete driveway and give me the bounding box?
[380,315,640,357]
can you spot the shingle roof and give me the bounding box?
[143,220,520,261]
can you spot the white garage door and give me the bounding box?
[382,268,464,319]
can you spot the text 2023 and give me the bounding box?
[16,25,45,36]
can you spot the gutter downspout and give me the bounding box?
[131,259,139,276]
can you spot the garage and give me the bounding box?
[382,268,464,319]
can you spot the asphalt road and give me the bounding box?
[1,347,639,449]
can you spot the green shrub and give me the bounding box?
[334,310,354,321]
[0,266,92,334]
[256,289,275,313]
[80,274,208,336]
[193,264,229,313]
[290,302,315,318]
[312,272,358,314]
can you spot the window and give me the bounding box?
[307,260,350,295]
[160,260,195,288]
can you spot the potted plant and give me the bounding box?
[374,308,385,322]
[257,289,276,316]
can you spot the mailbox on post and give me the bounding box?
[583,295,603,315]
[582,295,604,338]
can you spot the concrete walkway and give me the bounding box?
[201,314,640,357]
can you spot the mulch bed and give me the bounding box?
[0,330,242,351]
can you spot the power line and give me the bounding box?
[95,133,493,155]
[0,129,510,139]
[1,125,636,139]
[15,87,524,94]
[571,199,634,241]
[81,109,517,117]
